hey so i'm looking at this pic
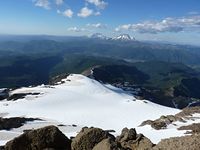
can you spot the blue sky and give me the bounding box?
[0,0,200,45]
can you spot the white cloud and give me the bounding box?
[63,9,73,18]
[33,0,104,18]
[67,27,86,32]
[115,15,200,34]
[55,0,64,5]
[87,23,107,29]
[34,0,50,9]
[86,0,107,9]
[78,7,93,18]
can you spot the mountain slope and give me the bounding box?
[91,62,200,108]
[0,74,181,145]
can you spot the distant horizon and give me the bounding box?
[0,32,200,47]
[1,0,200,45]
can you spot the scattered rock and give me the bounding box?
[140,107,200,130]
[71,127,114,150]
[151,121,167,130]
[0,117,41,130]
[140,115,185,130]
[178,123,200,134]
[5,125,71,150]
[3,124,200,150]
[49,73,69,85]
[153,134,200,150]
[139,120,153,127]
[57,124,66,127]
[7,93,40,101]
[176,106,200,118]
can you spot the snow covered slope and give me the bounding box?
[0,74,182,144]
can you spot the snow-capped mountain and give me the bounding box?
[0,74,187,145]
[90,33,110,40]
[90,33,136,42]
[112,34,135,41]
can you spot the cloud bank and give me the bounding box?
[116,16,200,34]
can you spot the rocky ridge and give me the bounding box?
[140,106,200,130]
[1,125,200,150]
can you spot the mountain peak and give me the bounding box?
[113,34,135,41]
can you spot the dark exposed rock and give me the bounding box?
[140,107,200,130]
[57,124,66,127]
[116,128,154,150]
[139,120,153,127]
[116,128,137,143]
[71,127,114,150]
[178,123,200,134]
[140,115,185,130]
[5,125,71,150]
[0,88,9,100]
[4,124,200,150]
[150,121,167,130]
[176,106,200,118]
[105,130,116,133]
[7,93,40,101]
[0,146,5,150]
[153,134,200,150]
[0,117,41,130]
[49,73,70,85]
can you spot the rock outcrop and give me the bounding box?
[71,127,114,150]
[0,88,9,100]
[3,124,200,150]
[178,123,200,134]
[153,134,200,150]
[5,125,71,150]
[140,115,184,130]
[0,117,40,130]
[140,107,200,130]
[116,128,154,150]
[92,138,119,150]
[176,106,200,118]
[71,127,154,150]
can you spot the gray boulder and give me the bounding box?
[92,138,120,150]
[5,125,71,150]
[116,128,154,150]
[71,127,114,150]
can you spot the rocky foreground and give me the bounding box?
[1,106,200,149]
[0,124,200,150]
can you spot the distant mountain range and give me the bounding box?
[0,34,200,110]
